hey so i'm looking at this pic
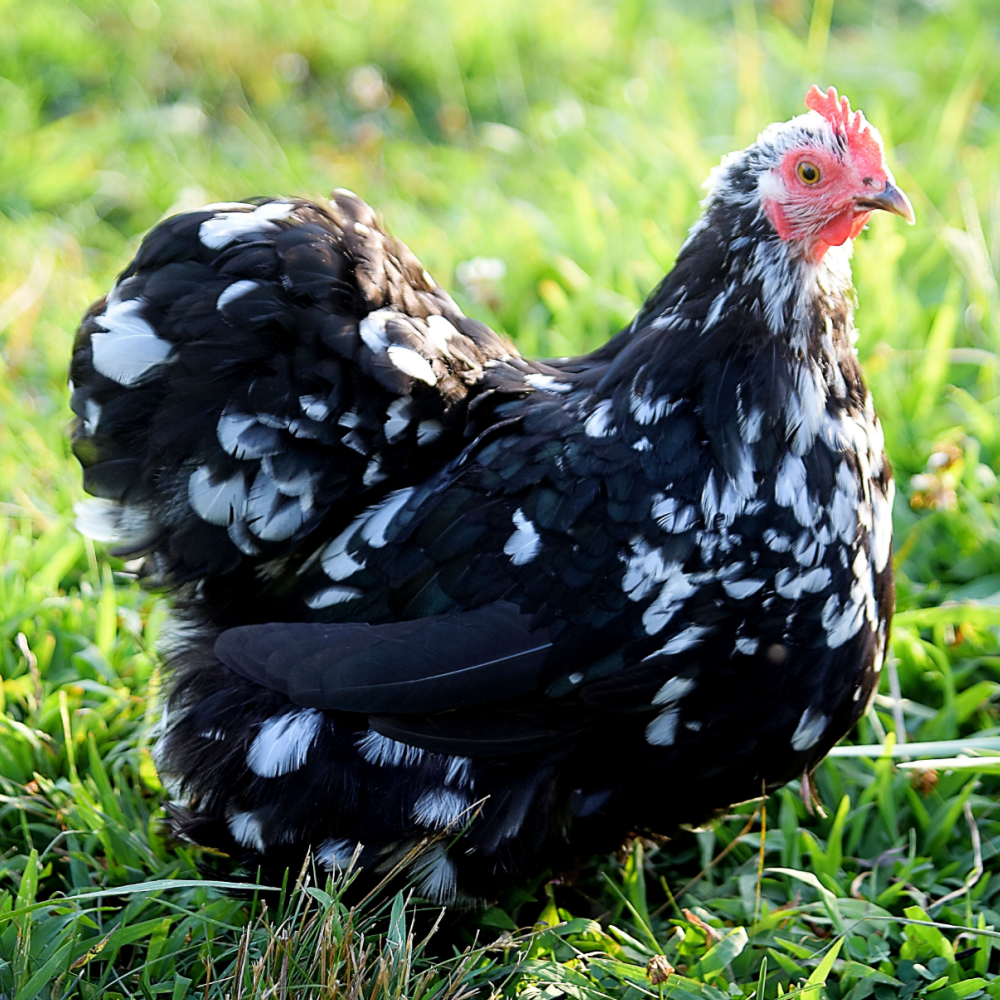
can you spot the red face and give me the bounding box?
[761,89,914,263]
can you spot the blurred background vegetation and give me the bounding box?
[1,0,1000,995]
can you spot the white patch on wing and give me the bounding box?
[386,345,437,385]
[734,637,759,655]
[199,201,294,250]
[504,508,541,565]
[652,676,696,706]
[791,707,829,751]
[247,709,323,777]
[584,399,616,438]
[357,730,425,767]
[412,788,470,829]
[646,708,679,746]
[217,279,258,311]
[228,811,265,851]
[90,297,172,386]
[188,466,248,526]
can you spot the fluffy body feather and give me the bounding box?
[70,91,907,903]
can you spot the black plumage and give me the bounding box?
[68,93,909,903]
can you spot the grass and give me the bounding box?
[1,0,1000,994]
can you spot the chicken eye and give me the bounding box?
[797,161,821,185]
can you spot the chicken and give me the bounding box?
[69,86,913,903]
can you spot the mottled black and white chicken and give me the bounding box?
[70,86,913,903]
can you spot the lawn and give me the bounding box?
[1,0,1000,995]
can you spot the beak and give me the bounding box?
[855,180,915,225]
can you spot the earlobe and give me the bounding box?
[763,199,794,240]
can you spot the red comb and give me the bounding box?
[804,85,884,174]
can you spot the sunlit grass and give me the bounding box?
[1,0,1000,995]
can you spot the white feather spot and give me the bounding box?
[412,789,470,829]
[188,466,248,526]
[525,373,572,394]
[644,625,711,660]
[791,707,829,751]
[774,566,832,600]
[83,398,102,436]
[643,568,698,636]
[228,811,265,851]
[651,496,697,534]
[871,480,894,573]
[630,385,677,425]
[299,394,331,422]
[199,202,293,250]
[424,314,459,356]
[417,419,442,446]
[319,528,367,581]
[306,585,363,608]
[217,410,282,459]
[723,577,766,599]
[357,730,424,767]
[584,399,616,438]
[734,637,759,655]
[246,470,307,541]
[363,455,387,487]
[359,308,393,352]
[217,279,258,311]
[444,756,473,787]
[247,709,323,777]
[90,298,172,386]
[763,528,791,552]
[360,488,415,548]
[504,508,541,565]
[652,676,696,706]
[646,708,679,746]
[74,499,155,546]
[383,397,412,442]
[412,844,457,903]
[387,345,438,385]
[317,838,361,872]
